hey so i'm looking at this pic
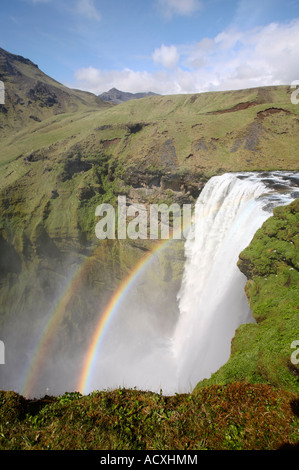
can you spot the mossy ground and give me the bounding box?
[0,382,298,450]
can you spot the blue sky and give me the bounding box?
[1,0,299,94]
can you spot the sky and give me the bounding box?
[1,0,299,95]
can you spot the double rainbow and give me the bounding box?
[22,239,174,397]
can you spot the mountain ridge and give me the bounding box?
[0,47,110,135]
[98,87,159,104]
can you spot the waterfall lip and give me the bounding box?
[231,170,299,212]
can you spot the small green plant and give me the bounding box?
[57,391,82,405]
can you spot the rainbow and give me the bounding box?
[22,250,101,397]
[21,238,175,398]
[77,197,239,394]
[21,180,253,397]
[77,238,174,395]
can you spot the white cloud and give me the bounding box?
[73,66,173,95]
[152,44,180,69]
[217,20,299,87]
[72,19,299,95]
[76,0,101,21]
[156,0,202,18]
[182,37,216,69]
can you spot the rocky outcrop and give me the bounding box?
[121,166,206,205]
[27,81,58,108]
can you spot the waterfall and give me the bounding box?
[83,171,298,397]
[172,172,298,393]
[15,170,297,398]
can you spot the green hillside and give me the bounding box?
[1,50,298,249]
[0,48,298,450]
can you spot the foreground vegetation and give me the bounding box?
[0,382,298,450]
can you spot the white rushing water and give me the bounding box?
[171,171,299,393]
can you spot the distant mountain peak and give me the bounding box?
[0,47,109,135]
[98,88,159,104]
[0,47,39,70]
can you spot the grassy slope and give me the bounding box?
[2,85,299,172]
[1,84,298,248]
